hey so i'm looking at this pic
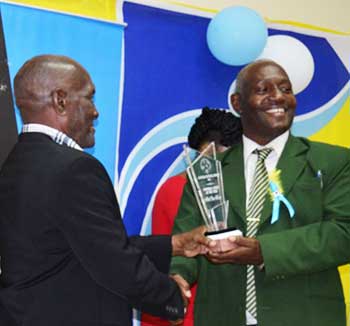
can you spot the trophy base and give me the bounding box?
[205,227,243,252]
[205,227,243,240]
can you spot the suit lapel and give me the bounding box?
[221,142,246,225]
[259,135,309,226]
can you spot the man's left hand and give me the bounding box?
[206,236,263,265]
[172,226,215,257]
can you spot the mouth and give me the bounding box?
[265,107,287,116]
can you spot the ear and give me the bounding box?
[230,93,243,115]
[52,89,67,115]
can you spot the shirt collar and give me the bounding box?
[22,123,83,151]
[243,130,290,163]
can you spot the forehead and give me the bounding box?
[73,69,95,95]
[246,63,290,87]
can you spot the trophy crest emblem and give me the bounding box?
[184,142,242,242]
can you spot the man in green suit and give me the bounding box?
[170,59,350,326]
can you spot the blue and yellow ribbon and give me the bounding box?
[269,169,295,224]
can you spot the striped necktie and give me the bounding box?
[246,148,272,322]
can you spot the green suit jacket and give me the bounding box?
[171,135,350,326]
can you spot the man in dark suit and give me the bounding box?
[170,60,350,326]
[0,54,212,326]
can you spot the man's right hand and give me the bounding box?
[169,274,191,325]
[171,274,191,302]
[171,225,216,257]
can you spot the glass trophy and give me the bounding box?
[184,143,242,249]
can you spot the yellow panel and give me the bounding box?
[309,97,350,148]
[3,0,117,21]
[339,265,350,323]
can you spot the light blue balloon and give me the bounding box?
[207,6,268,66]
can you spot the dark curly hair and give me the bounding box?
[188,107,242,150]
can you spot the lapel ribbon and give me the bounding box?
[269,169,295,224]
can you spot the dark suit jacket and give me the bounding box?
[0,133,184,326]
[171,135,350,326]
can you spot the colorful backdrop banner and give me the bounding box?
[0,1,349,325]
[0,2,124,179]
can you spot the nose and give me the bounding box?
[93,109,99,119]
[269,87,284,102]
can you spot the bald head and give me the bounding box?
[14,55,90,121]
[235,59,289,96]
[14,55,98,148]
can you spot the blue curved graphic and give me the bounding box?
[268,29,348,115]
[119,110,201,212]
[292,87,349,136]
[120,110,201,234]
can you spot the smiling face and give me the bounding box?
[232,61,297,145]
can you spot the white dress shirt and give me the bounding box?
[22,123,83,151]
[243,130,290,207]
